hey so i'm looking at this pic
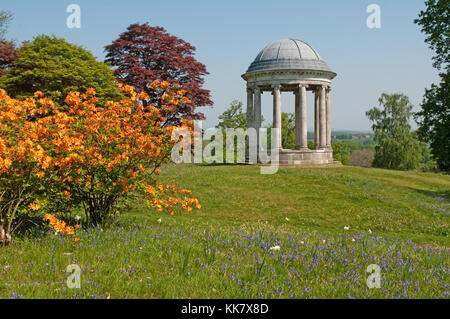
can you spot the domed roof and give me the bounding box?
[245,38,333,73]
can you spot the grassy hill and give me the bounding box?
[1,165,449,299]
[155,165,449,246]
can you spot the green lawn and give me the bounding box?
[1,165,449,299]
[157,164,450,246]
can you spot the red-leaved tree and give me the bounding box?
[104,23,212,125]
[0,40,16,76]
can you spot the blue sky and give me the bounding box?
[2,0,439,131]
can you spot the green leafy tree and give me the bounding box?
[414,0,449,71]
[280,113,296,149]
[0,35,122,106]
[331,141,350,165]
[216,100,247,130]
[414,0,449,171]
[366,93,422,170]
[265,112,295,149]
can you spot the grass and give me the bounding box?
[0,165,449,299]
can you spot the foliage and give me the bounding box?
[266,112,295,149]
[366,93,422,170]
[0,35,122,106]
[0,89,55,245]
[418,141,439,171]
[414,72,449,171]
[0,40,17,76]
[0,11,16,77]
[331,141,350,165]
[216,100,247,130]
[280,113,296,150]
[0,82,200,243]
[414,0,449,71]
[414,0,449,171]
[48,82,199,225]
[349,149,375,167]
[105,23,212,125]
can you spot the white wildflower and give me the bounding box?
[269,245,281,251]
[285,217,289,221]
[75,215,81,221]
[344,226,350,231]
[157,218,162,223]
[368,229,372,234]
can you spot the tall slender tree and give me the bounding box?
[105,23,212,125]
[414,0,449,170]
[366,93,422,170]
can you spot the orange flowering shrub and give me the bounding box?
[0,89,57,245]
[0,81,200,243]
[47,81,199,225]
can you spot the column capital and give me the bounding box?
[271,83,281,91]
[246,86,254,93]
[254,86,261,94]
[297,84,309,89]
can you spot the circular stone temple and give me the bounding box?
[242,38,337,164]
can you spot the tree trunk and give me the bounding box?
[0,224,12,246]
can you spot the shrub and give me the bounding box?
[0,81,200,244]
[332,141,350,165]
[45,81,200,226]
[0,35,122,106]
[0,89,56,245]
[349,149,375,167]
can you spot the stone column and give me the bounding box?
[294,90,300,149]
[326,87,331,148]
[300,85,308,149]
[314,89,320,149]
[319,85,327,149]
[295,84,308,149]
[246,87,254,129]
[272,84,282,149]
[254,87,261,133]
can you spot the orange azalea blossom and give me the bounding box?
[36,171,45,178]
[43,214,79,240]
[160,81,170,89]
[29,202,40,211]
